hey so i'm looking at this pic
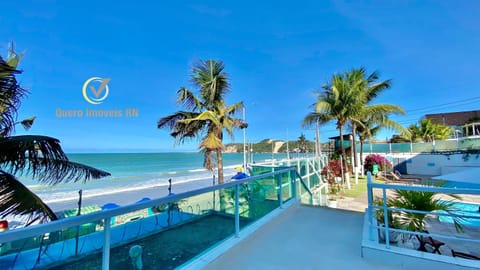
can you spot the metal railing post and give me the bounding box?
[291,170,297,199]
[277,174,283,208]
[382,188,390,248]
[306,160,311,189]
[235,184,240,237]
[367,172,374,241]
[102,217,111,270]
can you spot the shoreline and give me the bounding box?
[48,178,217,212]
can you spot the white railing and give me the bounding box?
[366,172,480,253]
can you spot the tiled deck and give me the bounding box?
[203,204,404,270]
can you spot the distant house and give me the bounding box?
[328,134,353,155]
[424,110,480,138]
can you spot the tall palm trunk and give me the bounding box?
[351,123,358,174]
[359,136,365,175]
[339,124,347,181]
[216,149,224,184]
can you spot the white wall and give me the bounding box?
[370,152,480,176]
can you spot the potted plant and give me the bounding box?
[387,188,463,252]
[373,197,401,243]
[321,160,343,207]
[327,185,339,208]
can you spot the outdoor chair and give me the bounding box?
[388,171,420,183]
[424,236,444,254]
[451,250,480,260]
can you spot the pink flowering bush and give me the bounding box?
[321,159,343,184]
[364,154,392,173]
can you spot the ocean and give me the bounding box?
[23,152,286,207]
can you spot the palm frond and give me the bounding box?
[158,111,206,144]
[191,60,230,108]
[176,87,203,111]
[20,116,36,130]
[0,170,57,225]
[0,135,110,184]
[0,57,28,137]
[388,189,464,233]
[302,112,331,128]
[178,110,221,127]
[200,132,222,149]
[225,101,244,116]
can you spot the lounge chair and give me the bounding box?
[388,171,420,183]
[424,236,444,254]
[451,250,480,260]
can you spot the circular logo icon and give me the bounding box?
[82,77,110,105]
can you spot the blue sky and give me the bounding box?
[2,1,480,152]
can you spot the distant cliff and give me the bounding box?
[224,138,321,153]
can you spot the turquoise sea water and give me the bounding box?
[23,152,287,204]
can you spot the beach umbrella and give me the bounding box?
[136,197,151,203]
[432,168,480,186]
[102,203,120,210]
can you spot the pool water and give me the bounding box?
[438,201,480,227]
[49,214,251,270]
[441,180,480,189]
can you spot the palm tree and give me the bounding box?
[393,119,452,143]
[415,119,452,142]
[343,68,407,176]
[302,112,329,156]
[356,113,406,172]
[297,133,308,153]
[158,60,245,184]
[0,45,110,225]
[311,73,364,177]
[387,189,463,251]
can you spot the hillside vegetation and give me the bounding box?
[225,138,328,153]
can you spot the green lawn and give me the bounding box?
[337,175,384,198]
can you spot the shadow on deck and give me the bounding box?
[200,204,403,270]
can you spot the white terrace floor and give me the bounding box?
[202,204,404,270]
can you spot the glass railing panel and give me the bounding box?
[1,221,104,269]
[250,165,273,176]
[245,177,280,222]
[278,171,293,202]
[390,143,411,153]
[0,167,308,270]
[103,193,232,270]
[411,142,433,152]
[434,140,456,151]
[458,138,480,150]
[370,144,390,153]
[297,177,313,205]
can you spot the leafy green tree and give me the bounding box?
[308,71,364,176]
[297,133,308,153]
[395,119,452,142]
[355,108,406,171]
[0,45,110,225]
[305,67,403,176]
[344,68,405,173]
[158,60,245,184]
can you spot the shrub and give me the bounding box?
[321,159,343,184]
[364,154,392,173]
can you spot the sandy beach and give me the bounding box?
[48,178,217,213]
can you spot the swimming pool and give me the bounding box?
[438,201,480,227]
[441,180,480,189]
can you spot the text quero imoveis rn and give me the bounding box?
[55,108,139,118]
